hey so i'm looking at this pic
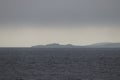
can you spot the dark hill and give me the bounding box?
[32,43,120,48]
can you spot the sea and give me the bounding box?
[0,48,120,80]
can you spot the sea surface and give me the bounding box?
[0,48,120,80]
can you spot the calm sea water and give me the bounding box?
[0,48,120,80]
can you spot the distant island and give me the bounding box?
[32,43,83,48]
[31,43,120,48]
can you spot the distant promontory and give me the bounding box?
[31,43,120,48]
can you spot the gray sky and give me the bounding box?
[0,0,120,47]
[0,0,120,24]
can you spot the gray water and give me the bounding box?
[0,48,120,80]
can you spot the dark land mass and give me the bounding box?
[32,43,120,48]
[0,48,120,80]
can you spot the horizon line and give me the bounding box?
[0,42,120,47]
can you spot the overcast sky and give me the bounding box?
[0,0,120,47]
[0,0,120,24]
